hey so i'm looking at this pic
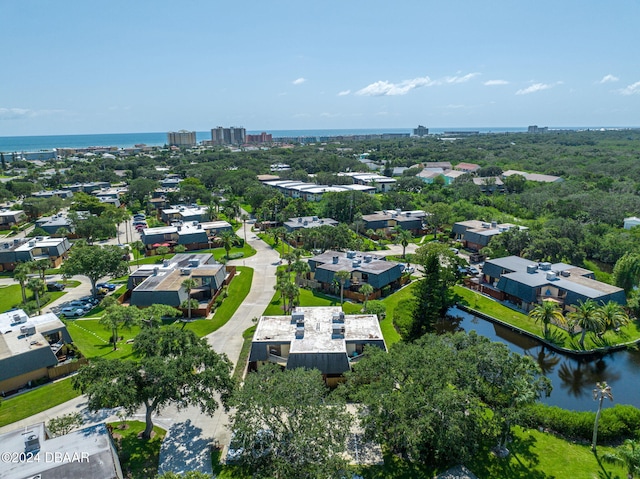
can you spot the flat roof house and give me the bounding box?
[0,209,26,228]
[141,220,232,253]
[283,216,338,232]
[362,209,427,234]
[0,422,123,479]
[452,220,524,251]
[308,250,404,299]
[127,253,228,316]
[161,205,210,224]
[0,309,73,393]
[0,236,72,271]
[479,256,626,311]
[249,306,386,386]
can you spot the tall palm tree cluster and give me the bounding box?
[13,259,52,314]
[528,299,630,348]
[273,249,308,314]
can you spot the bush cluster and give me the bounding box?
[519,403,640,444]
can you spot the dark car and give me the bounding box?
[96,282,117,291]
[46,282,66,292]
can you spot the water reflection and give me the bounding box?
[442,307,639,411]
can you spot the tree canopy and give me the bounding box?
[72,327,235,439]
[61,242,129,296]
[344,332,551,467]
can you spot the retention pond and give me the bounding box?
[441,306,640,411]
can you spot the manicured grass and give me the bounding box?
[466,426,625,479]
[233,325,257,381]
[0,284,66,312]
[65,319,141,360]
[0,378,80,427]
[109,420,166,479]
[185,266,254,337]
[61,279,81,288]
[453,285,640,352]
[262,288,348,316]
[379,283,416,346]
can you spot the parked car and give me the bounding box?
[226,429,273,464]
[133,214,146,220]
[133,220,147,226]
[46,282,66,292]
[79,295,100,306]
[60,307,86,318]
[468,267,480,276]
[96,282,117,291]
[67,300,92,310]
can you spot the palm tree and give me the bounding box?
[602,439,640,479]
[529,300,566,337]
[395,228,413,259]
[27,277,45,314]
[241,213,249,244]
[592,381,613,452]
[569,299,604,349]
[131,240,144,267]
[34,258,52,281]
[599,300,630,334]
[281,281,299,314]
[334,270,351,305]
[283,251,296,272]
[220,230,236,260]
[13,262,32,304]
[181,277,198,322]
[292,260,310,287]
[359,283,374,311]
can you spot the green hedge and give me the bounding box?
[519,403,640,444]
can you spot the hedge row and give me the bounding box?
[519,403,640,444]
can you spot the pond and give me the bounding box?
[439,307,640,412]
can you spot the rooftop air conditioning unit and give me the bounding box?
[163,259,170,267]
[193,221,198,226]
[482,222,490,228]
[189,259,199,267]
[561,270,571,277]
[292,311,305,324]
[20,324,36,336]
[312,216,318,221]
[346,251,356,259]
[539,262,552,271]
[526,265,538,274]
[352,261,359,267]
[303,221,308,226]
[546,271,558,281]
[364,255,372,263]
[332,256,339,264]
[28,241,36,247]
[180,268,191,275]
[24,433,40,454]
[298,217,303,223]
[14,313,26,324]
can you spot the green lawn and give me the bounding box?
[0,378,80,427]
[110,420,166,479]
[466,426,626,479]
[0,284,66,312]
[185,266,254,337]
[65,319,141,360]
[454,285,640,352]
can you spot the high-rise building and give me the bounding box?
[246,132,273,144]
[167,130,196,147]
[413,125,429,137]
[210,126,246,145]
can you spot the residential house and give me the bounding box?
[141,220,232,253]
[472,176,505,194]
[161,205,210,224]
[0,209,26,229]
[249,306,386,386]
[452,220,523,251]
[0,422,123,479]
[477,256,626,312]
[283,216,338,233]
[454,162,481,174]
[0,236,72,271]
[338,172,397,192]
[35,214,75,235]
[261,179,375,202]
[127,253,228,316]
[362,209,427,235]
[308,250,404,299]
[502,170,564,183]
[160,177,182,188]
[623,216,640,229]
[0,310,74,393]
[66,181,111,193]
[31,189,74,199]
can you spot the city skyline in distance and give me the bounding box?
[2,0,639,136]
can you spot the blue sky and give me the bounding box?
[1,0,638,135]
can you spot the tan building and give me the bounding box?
[167,130,196,147]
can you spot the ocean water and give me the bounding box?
[0,126,564,153]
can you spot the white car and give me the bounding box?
[60,307,86,318]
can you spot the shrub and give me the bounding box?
[393,299,414,338]
[519,403,640,443]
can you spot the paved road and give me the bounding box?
[0,234,416,475]
[0,230,279,477]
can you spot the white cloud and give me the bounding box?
[599,74,619,84]
[516,82,556,95]
[337,90,351,96]
[0,107,65,120]
[443,72,480,84]
[618,81,640,95]
[356,76,436,96]
[484,79,509,86]
[292,77,306,85]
